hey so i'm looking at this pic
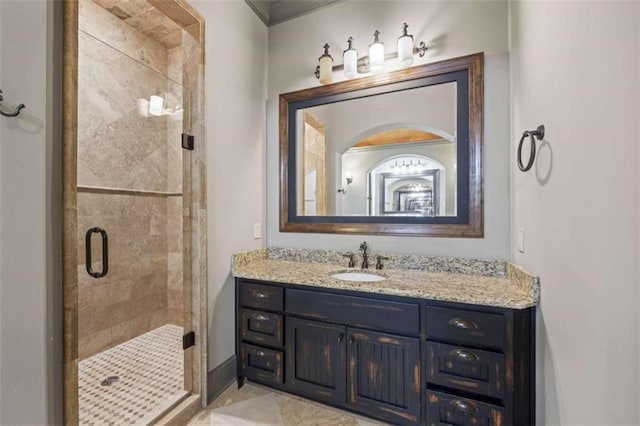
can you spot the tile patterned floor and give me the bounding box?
[188,383,388,426]
[79,324,184,425]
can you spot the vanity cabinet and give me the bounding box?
[235,278,535,425]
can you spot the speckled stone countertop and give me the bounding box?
[232,248,539,310]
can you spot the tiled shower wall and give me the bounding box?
[77,0,183,359]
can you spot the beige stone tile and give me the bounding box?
[167,289,183,310]
[206,384,271,411]
[78,327,112,360]
[161,31,183,49]
[277,397,359,426]
[80,0,168,75]
[78,31,170,192]
[166,309,182,326]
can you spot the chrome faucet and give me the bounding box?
[359,242,369,269]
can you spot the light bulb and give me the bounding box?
[318,43,333,85]
[397,23,414,68]
[343,37,358,79]
[369,30,384,73]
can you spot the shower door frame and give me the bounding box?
[62,0,208,424]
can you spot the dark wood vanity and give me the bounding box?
[235,278,535,425]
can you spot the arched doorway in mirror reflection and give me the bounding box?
[337,123,456,217]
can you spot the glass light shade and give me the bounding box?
[149,95,164,116]
[343,48,358,79]
[369,42,384,73]
[397,34,414,68]
[319,55,333,84]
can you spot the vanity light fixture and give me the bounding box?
[314,23,428,83]
[318,43,333,85]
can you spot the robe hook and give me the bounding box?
[0,89,26,118]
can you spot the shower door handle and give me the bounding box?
[86,227,108,278]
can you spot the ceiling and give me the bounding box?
[245,0,344,26]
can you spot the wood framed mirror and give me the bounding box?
[279,53,483,237]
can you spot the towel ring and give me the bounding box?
[517,125,545,172]
[0,89,26,118]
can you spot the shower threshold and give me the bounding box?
[79,324,186,425]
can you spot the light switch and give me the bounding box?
[517,227,525,253]
[253,223,261,239]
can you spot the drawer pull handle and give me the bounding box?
[450,399,478,413]
[450,349,480,362]
[253,350,267,357]
[255,292,268,299]
[337,333,344,343]
[449,318,478,330]
[252,313,270,321]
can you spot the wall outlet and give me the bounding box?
[517,227,525,253]
[253,223,261,239]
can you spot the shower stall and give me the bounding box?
[63,0,207,423]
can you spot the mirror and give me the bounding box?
[280,53,483,237]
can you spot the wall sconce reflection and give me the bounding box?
[337,172,353,194]
[137,95,183,117]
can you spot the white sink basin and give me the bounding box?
[331,272,386,282]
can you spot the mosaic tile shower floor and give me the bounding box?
[79,324,184,425]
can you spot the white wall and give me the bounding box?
[267,0,511,259]
[509,2,640,424]
[0,0,62,424]
[190,0,268,370]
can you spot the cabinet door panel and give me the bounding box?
[347,328,421,424]
[286,318,346,404]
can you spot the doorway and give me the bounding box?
[62,0,207,423]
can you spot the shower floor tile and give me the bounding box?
[79,324,184,425]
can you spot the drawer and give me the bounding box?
[426,306,505,350]
[287,289,420,335]
[426,341,505,399]
[240,309,283,347]
[426,390,504,426]
[239,281,284,312]
[240,343,284,386]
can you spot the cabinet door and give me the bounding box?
[285,318,347,404]
[347,328,421,424]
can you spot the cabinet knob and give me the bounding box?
[348,336,354,346]
[254,350,266,357]
[255,292,268,299]
[337,333,344,343]
[448,318,478,330]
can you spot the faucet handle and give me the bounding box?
[359,241,368,252]
[375,255,389,270]
[342,253,355,268]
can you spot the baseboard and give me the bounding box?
[206,355,237,404]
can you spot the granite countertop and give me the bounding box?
[232,248,539,310]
